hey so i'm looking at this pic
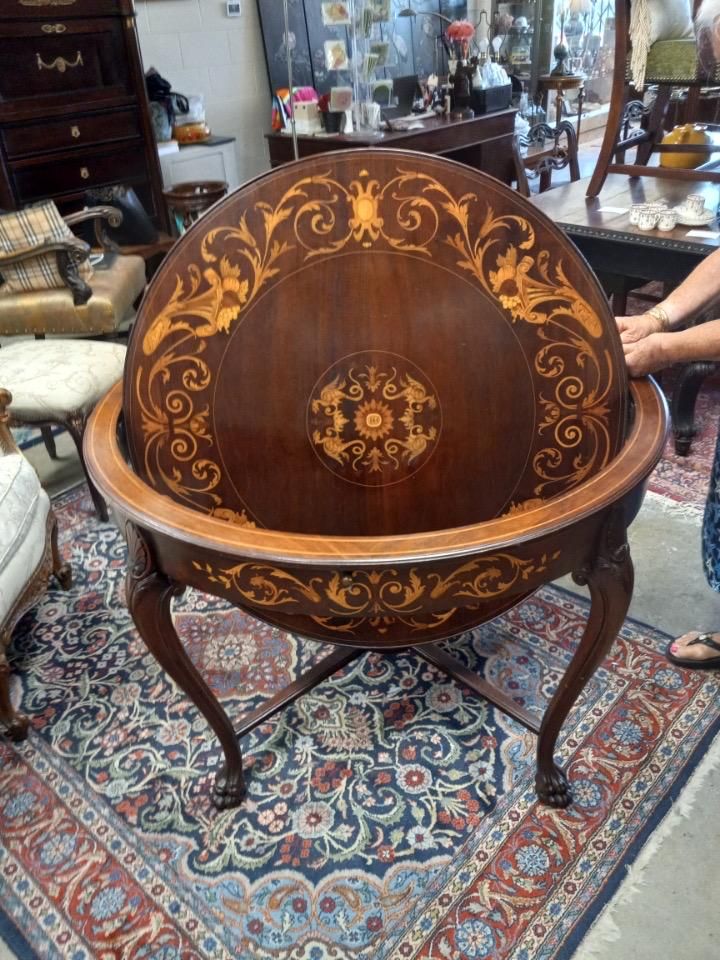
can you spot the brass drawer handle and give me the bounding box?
[71,125,80,138]
[36,51,84,73]
[80,166,90,180]
[41,23,66,33]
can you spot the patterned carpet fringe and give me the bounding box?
[575,722,720,958]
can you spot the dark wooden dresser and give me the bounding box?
[0,0,167,230]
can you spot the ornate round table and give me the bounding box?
[86,149,668,809]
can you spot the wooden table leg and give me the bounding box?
[671,361,718,456]
[126,523,247,809]
[536,506,633,808]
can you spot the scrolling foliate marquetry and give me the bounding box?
[133,164,615,516]
[190,550,560,620]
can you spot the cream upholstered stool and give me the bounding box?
[0,340,126,521]
[0,389,71,740]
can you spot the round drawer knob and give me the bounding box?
[71,126,80,139]
[80,166,90,180]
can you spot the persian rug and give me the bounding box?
[1,485,719,960]
[646,369,719,513]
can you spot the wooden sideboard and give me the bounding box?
[266,109,521,186]
[0,0,167,231]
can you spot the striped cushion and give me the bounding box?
[0,201,92,295]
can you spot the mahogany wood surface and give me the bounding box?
[266,110,519,185]
[125,151,629,538]
[86,150,669,809]
[532,173,720,283]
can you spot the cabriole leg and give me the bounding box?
[64,414,108,521]
[125,523,246,809]
[536,507,634,808]
[0,643,29,742]
[50,514,72,590]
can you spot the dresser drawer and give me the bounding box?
[1,1,128,20]
[11,146,147,201]
[2,109,141,159]
[0,18,130,109]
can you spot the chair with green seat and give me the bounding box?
[588,0,720,197]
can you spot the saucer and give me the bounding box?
[673,205,717,226]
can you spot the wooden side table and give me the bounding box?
[521,76,584,193]
[537,74,585,140]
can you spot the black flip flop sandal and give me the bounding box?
[666,633,720,670]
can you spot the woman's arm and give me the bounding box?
[617,244,720,341]
[623,317,720,377]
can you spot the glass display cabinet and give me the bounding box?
[492,1,555,100]
[255,0,616,125]
[491,0,616,124]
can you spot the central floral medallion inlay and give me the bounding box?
[307,351,441,486]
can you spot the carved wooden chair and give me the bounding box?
[588,0,720,197]
[0,205,138,518]
[0,205,145,330]
[0,388,71,740]
[518,120,581,196]
[85,149,668,810]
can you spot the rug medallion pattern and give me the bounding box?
[0,487,718,959]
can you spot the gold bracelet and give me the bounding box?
[646,305,671,331]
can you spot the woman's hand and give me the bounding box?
[623,332,670,377]
[615,312,666,343]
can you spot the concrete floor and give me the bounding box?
[1,430,717,960]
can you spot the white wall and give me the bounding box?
[134,0,271,186]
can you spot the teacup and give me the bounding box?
[657,210,677,231]
[637,208,659,231]
[629,203,646,226]
[685,193,707,216]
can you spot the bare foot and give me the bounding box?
[667,632,720,666]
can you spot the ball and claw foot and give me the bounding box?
[54,563,72,591]
[5,713,30,743]
[212,764,247,810]
[536,765,572,809]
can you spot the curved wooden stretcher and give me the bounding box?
[86,149,668,810]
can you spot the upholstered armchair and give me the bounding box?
[0,388,71,741]
[0,205,146,336]
[0,203,131,519]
